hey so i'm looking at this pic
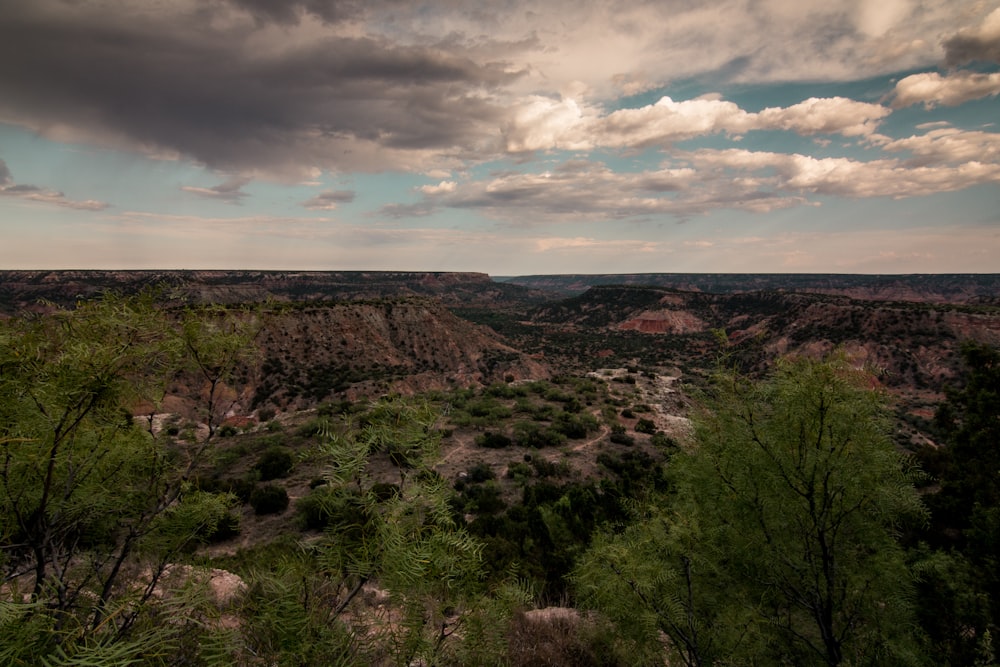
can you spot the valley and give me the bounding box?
[2,269,999,665]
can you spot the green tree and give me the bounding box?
[0,295,240,664]
[248,398,527,666]
[575,356,927,666]
[176,304,261,440]
[916,342,1000,664]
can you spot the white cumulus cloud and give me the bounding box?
[892,71,1000,108]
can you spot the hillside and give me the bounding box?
[520,285,1000,394]
[251,300,549,410]
[4,272,1000,665]
[0,269,550,314]
[499,272,1000,303]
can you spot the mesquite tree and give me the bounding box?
[0,295,252,664]
[576,356,927,666]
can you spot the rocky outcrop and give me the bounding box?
[617,308,707,334]
[253,301,549,409]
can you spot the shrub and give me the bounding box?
[296,488,368,532]
[553,412,598,439]
[609,431,635,446]
[476,431,513,449]
[254,447,294,481]
[295,418,328,438]
[467,462,496,483]
[506,461,534,481]
[514,422,567,449]
[634,418,657,434]
[650,432,678,451]
[462,482,506,515]
[250,484,289,515]
[206,511,241,542]
[506,611,635,667]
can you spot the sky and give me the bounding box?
[1,0,999,275]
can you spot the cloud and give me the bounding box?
[502,95,890,152]
[871,127,1000,166]
[943,7,1000,65]
[0,0,988,179]
[410,126,1000,222]
[753,97,891,137]
[301,189,356,210]
[0,158,110,211]
[418,181,457,195]
[0,3,518,178]
[181,177,251,203]
[692,148,1000,199]
[409,159,802,221]
[224,0,365,25]
[892,71,1000,108]
[534,237,660,253]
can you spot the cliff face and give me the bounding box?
[527,285,1000,394]
[252,301,548,410]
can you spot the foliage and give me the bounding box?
[633,417,656,434]
[505,610,644,667]
[250,484,290,515]
[176,304,261,439]
[0,293,245,664]
[297,397,523,665]
[575,355,928,666]
[475,431,513,449]
[512,421,566,448]
[915,341,1000,664]
[254,446,295,481]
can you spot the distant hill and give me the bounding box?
[0,270,549,314]
[251,301,548,411]
[522,284,1000,397]
[497,273,1000,304]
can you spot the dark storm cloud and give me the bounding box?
[944,32,1000,66]
[0,5,517,176]
[942,10,1000,66]
[0,160,11,186]
[224,0,365,25]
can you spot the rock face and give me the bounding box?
[527,285,1000,394]
[252,301,549,409]
[617,308,707,334]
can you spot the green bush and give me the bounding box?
[650,432,678,451]
[514,422,567,449]
[634,418,657,434]
[254,447,294,481]
[476,431,513,449]
[467,462,496,483]
[506,461,534,481]
[296,487,367,532]
[250,484,289,515]
[609,431,635,446]
[206,510,242,542]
